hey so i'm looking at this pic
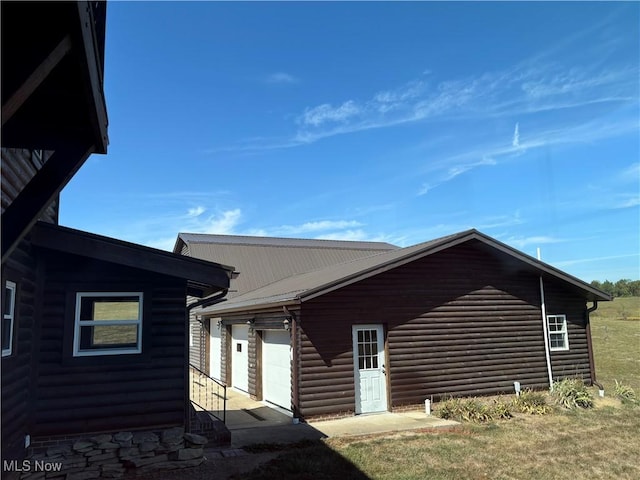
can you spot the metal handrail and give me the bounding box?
[189,363,227,423]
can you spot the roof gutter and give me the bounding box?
[188,289,228,319]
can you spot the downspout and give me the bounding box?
[189,289,229,374]
[287,307,301,422]
[586,301,604,392]
[537,249,554,390]
[539,276,554,390]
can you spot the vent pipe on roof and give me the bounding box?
[538,248,554,390]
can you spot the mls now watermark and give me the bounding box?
[3,459,63,473]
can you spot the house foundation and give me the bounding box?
[19,427,208,479]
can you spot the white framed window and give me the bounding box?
[547,314,569,351]
[74,292,143,356]
[2,281,16,357]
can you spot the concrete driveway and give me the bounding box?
[225,390,459,448]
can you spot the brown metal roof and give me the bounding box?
[175,233,398,298]
[199,229,611,315]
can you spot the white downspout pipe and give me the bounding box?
[538,248,554,390]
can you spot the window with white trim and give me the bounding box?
[74,292,143,356]
[2,281,16,357]
[547,314,569,351]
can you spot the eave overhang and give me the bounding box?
[1,1,110,262]
[31,222,235,298]
[199,229,611,316]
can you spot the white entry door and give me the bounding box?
[262,330,292,410]
[232,324,249,392]
[209,319,222,381]
[352,324,387,414]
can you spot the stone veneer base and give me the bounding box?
[21,427,208,480]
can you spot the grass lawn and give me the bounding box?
[591,296,640,392]
[237,297,640,480]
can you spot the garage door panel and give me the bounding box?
[262,330,292,410]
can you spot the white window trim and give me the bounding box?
[547,314,569,352]
[73,292,143,357]
[2,281,16,357]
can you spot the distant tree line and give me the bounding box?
[590,279,640,297]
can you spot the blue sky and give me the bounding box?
[60,1,639,283]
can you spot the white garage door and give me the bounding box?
[209,320,222,382]
[232,325,249,392]
[262,330,292,410]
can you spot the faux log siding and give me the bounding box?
[299,242,590,417]
[1,234,38,462]
[218,308,300,402]
[248,328,259,399]
[298,326,356,416]
[2,148,38,213]
[544,282,592,381]
[1,148,53,214]
[33,251,189,437]
[187,296,203,371]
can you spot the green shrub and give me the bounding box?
[461,399,493,422]
[513,389,553,415]
[436,397,464,421]
[552,378,594,409]
[490,399,514,419]
[436,397,512,423]
[614,380,637,404]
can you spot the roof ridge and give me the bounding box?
[210,230,472,302]
[178,232,399,249]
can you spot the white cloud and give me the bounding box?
[258,219,364,237]
[554,253,639,268]
[187,206,206,217]
[299,100,361,127]
[315,229,371,241]
[503,235,564,249]
[619,162,640,181]
[477,212,524,230]
[446,156,497,181]
[614,195,640,209]
[199,208,242,234]
[418,183,435,196]
[418,156,497,195]
[266,72,298,84]
[141,208,243,251]
[216,22,637,156]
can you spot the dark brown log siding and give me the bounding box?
[187,297,204,371]
[217,309,300,403]
[32,250,188,437]
[248,328,259,399]
[299,241,592,417]
[1,234,39,462]
[544,282,592,381]
[1,149,54,215]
